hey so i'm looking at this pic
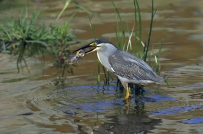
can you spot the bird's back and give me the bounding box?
[108,50,163,85]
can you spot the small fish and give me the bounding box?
[67,49,85,64]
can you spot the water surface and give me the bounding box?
[0,0,203,133]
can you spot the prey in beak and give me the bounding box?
[67,42,97,64]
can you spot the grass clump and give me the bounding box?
[49,21,75,77]
[0,11,51,73]
[0,0,75,78]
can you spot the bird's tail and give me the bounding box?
[155,75,165,85]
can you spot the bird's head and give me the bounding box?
[73,39,116,54]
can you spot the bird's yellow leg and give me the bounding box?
[124,86,130,114]
[125,85,131,99]
[119,80,131,99]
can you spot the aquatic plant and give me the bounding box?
[0,11,52,73]
[49,21,75,77]
[0,0,75,78]
[49,0,76,78]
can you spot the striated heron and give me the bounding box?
[74,39,164,99]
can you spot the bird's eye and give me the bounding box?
[90,42,97,47]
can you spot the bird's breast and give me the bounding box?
[97,52,113,72]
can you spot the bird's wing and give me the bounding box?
[108,50,161,82]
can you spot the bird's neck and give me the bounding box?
[97,47,117,71]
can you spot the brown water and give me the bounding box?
[0,0,203,133]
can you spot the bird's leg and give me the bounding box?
[120,80,131,99]
[125,85,131,114]
[120,82,130,113]
[125,85,131,99]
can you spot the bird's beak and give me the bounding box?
[72,42,97,54]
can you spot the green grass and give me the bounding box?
[0,1,75,78]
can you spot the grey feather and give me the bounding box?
[108,50,163,84]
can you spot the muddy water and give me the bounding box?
[1,0,203,133]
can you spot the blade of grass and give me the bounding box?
[134,0,143,58]
[126,24,134,52]
[144,0,156,62]
[114,25,120,47]
[97,61,101,86]
[54,0,72,23]
[114,16,121,48]
[112,0,126,49]
[89,17,96,39]
[133,0,137,55]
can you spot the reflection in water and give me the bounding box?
[58,85,176,113]
[18,84,203,133]
[94,113,162,134]
[53,85,173,133]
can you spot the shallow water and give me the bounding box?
[0,0,203,133]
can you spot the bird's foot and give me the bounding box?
[125,90,131,99]
[124,91,131,106]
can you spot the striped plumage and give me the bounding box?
[109,50,163,85]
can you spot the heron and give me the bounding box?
[73,39,164,99]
